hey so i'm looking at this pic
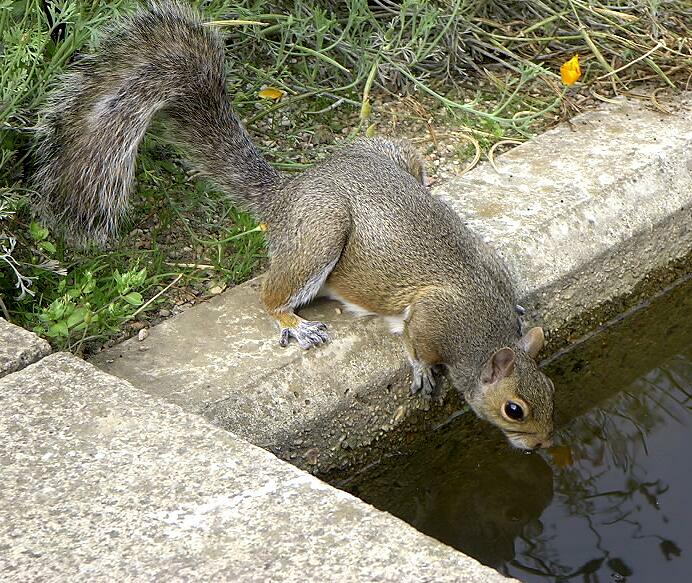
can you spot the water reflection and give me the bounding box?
[507,350,691,582]
[343,424,555,567]
[339,279,691,582]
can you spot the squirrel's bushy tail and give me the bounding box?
[33,0,280,246]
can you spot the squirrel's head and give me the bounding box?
[462,327,555,450]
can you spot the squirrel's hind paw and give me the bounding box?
[279,319,329,350]
[410,362,438,398]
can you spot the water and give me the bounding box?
[337,279,691,582]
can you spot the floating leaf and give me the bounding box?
[547,444,573,467]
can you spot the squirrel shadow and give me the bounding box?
[340,418,554,567]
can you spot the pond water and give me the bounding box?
[337,278,691,582]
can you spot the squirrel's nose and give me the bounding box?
[532,437,553,450]
[536,438,553,450]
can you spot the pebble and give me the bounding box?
[304,448,319,465]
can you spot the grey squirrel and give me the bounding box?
[33,1,555,450]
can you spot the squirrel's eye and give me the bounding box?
[504,401,525,421]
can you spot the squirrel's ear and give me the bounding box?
[519,327,545,359]
[481,347,516,384]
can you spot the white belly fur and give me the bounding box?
[320,285,409,335]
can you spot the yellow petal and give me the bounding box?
[259,222,269,232]
[258,87,285,100]
[560,55,581,86]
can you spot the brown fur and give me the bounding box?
[32,1,555,449]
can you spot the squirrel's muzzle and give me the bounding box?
[507,432,553,450]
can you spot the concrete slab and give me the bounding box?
[91,93,692,475]
[0,353,510,582]
[0,317,51,378]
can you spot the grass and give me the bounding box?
[1,0,690,353]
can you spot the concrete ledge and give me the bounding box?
[0,317,51,378]
[91,93,692,474]
[0,353,509,582]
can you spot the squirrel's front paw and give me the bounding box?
[409,362,438,398]
[279,319,330,350]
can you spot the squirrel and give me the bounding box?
[32,1,555,450]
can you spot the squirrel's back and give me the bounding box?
[33,0,280,245]
[278,137,519,354]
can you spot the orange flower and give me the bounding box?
[258,87,285,100]
[560,55,581,86]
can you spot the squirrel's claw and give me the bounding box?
[410,362,437,398]
[279,320,329,349]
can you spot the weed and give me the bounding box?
[1,0,688,354]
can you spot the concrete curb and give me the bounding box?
[0,317,51,378]
[0,353,511,582]
[91,93,692,476]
